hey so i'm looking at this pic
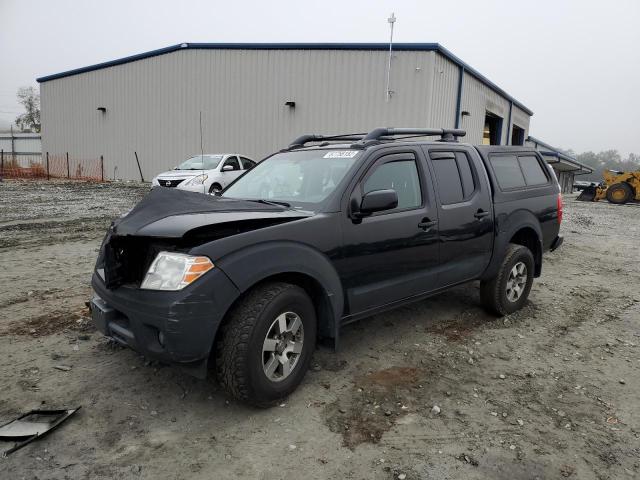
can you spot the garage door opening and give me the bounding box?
[483,112,503,145]
[511,124,525,146]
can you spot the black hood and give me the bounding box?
[112,187,312,238]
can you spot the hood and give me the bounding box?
[156,170,205,179]
[112,187,312,238]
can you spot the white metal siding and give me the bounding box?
[0,134,41,154]
[510,105,531,143]
[40,48,531,180]
[459,70,511,145]
[429,52,458,129]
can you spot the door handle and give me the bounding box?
[474,210,490,219]
[418,219,437,231]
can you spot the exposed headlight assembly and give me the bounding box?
[141,252,214,291]
[185,174,208,186]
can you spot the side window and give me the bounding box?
[363,158,421,211]
[489,154,526,189]
[518,155,548,186]
[430,151,476,205]
[240,157,256,170]
[223,156,241,171]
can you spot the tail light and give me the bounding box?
[557,193,563,225]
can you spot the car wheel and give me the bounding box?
[215,282,316,407]
[480,244,534,316]
[209,183,223,195]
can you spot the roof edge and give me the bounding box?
[36,42,532,115]
[529,136,593,173]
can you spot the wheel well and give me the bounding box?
[509,227,542,276]
[210,272,335,363]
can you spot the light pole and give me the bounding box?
[386,12,396,102]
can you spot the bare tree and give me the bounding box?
[15,86,41,132]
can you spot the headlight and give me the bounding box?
[141,252,214,291]
[185,174,208,186]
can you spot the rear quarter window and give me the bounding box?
[490,155,526,189]
[489,153,549,190]
[518,155,549,186]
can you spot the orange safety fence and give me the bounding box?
[0,153,105,181]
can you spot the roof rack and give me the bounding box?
[285,128,466,151]
[287,134,368,150]
[359,127,466,145]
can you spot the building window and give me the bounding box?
[483,112,503,145]
[511,125,525,146]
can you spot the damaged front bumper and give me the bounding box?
[90,268,240,378]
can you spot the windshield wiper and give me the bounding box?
[246,199,291,208]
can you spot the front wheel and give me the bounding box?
[606,182,633,204]
[215,282,317,407]
[209,183,223,195]
[480,244,534,316]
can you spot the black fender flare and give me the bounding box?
[215,241,344,339]
[482,210,543,280]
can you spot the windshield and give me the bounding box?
[176,155,223,170]
[223,149,360,206]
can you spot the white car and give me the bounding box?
[151,154,257,194]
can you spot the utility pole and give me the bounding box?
[386,12,396,102]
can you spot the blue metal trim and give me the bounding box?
[454,66,464,129]
[36,42,533,115]
[506,101,513,146]
[535,146,593,173]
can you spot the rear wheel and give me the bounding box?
[606,182,633,204]
[215,282,316,407]
[480,244,534,316]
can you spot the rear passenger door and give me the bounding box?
[423,146,493,286]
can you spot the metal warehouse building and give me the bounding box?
[37,43,535,181]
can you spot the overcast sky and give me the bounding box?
[1,0,638,154]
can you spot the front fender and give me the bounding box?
[212,241,344,339]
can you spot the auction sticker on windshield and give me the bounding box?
[323,151,359,158]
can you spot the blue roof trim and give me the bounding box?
[36,42,533,115]
[529,136,593,173]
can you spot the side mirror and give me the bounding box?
[358,189,398,216]
[222,165,234,172]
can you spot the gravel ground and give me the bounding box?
[0,180,639,480]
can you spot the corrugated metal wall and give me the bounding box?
[459,70,510,145]
[41,48,531,180]
[510,105,530,140]
[0,134,42,154]
[428,53,458,128]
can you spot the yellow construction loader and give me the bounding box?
[577,169,640,204]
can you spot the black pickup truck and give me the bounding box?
[91,127,563,406]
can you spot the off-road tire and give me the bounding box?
[480,244,534,316]
[215,282,316,407]
[606,182,633,204]
[209,183,223,194]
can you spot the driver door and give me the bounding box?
[337,147,440,315]
[220,156,243,187]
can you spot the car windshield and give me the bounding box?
[223,149,360,207]
[175,155,223,170]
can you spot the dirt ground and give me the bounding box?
[1,179,639,480]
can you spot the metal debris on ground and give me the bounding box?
[0,407,80,457]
